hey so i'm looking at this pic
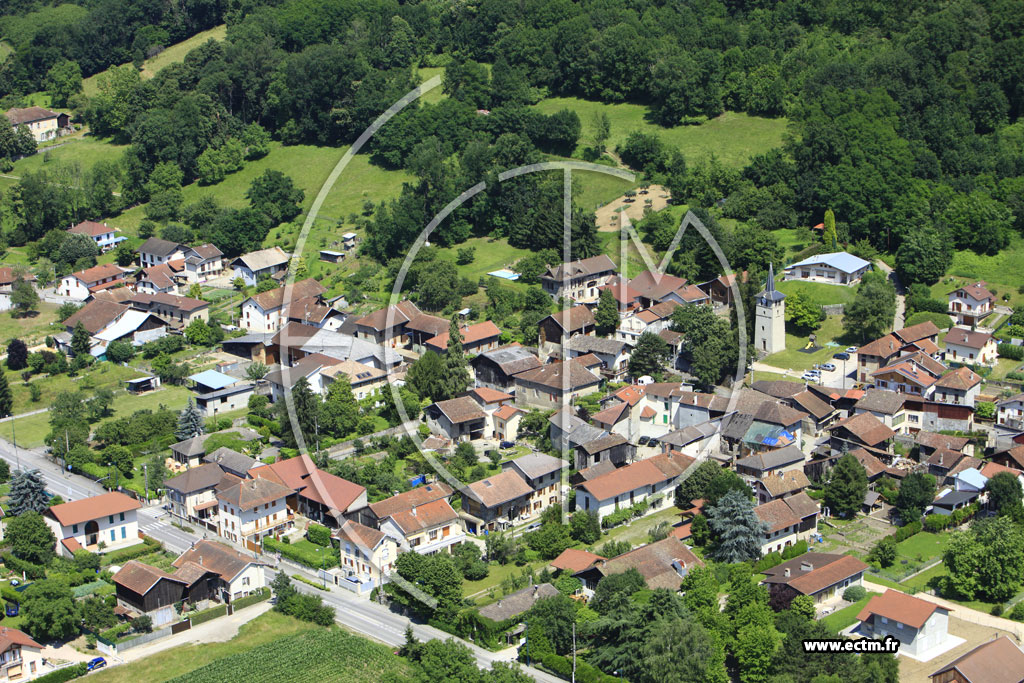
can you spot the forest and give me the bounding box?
[0,0,1021,288]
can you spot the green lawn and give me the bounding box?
[417,66,447,104]
[763,315,859,373]
[601,504,683,548]
[90,611,318,683]
[895,532,950,563]
[899,563,946,593]
[533,97,789,169]
[821,592,880,633]
[5,362,145,416]
[0,384,191,448]
[433,236,533,286]
[0,304,60,346]
[929,236,1024,310]
[775,279,860,307]
[463,558,551,600]
[82,25,228,96]
[573,169,637,212]
[10,136,128,179]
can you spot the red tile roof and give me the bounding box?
[469,387,514,404]
[69,220,112,236]
[550,548,605,573]
[385,497,460,535]
[929,636,1024,683]
[857,589,942,629]
[426,320,501,349]
[0,627,43,653]
[70,263,125,285]
[47,492,141,527]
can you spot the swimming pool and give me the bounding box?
[488,269,520,280]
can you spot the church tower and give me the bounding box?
[754,263,786,356]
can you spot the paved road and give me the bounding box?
[0,437,559,682]
[874,259,905,330]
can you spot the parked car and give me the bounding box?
[88,658,107,672]
[820,363,837,372]
[833,352,850,361]
[647,438,660,448]
[846,346,858,353]
[638,436,650,446]
[499,440,514,449]
[4,603,17,617]
[801,372,820,382]
[806,368,821,376]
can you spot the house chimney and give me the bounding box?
[800,561,813,572]
[533,584,539,597]
[784,568,790,577]
[411,506,417,516]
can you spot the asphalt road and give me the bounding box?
[0,437,561,682]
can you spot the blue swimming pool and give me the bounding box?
[488,269,520,280]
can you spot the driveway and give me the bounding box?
[117,602,274,663]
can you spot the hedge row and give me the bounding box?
[894,520,922,542]
[307,524,332,547]
[924,503,979,532]
[540,653,617,683]
[99,622,131,642]
[33,663,88,683]
[232,587,270,611]
[102,536,162,565]
[189,604,227,626]
[2,553,46,579]
[998,343,1024,361]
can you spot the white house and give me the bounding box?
[59,263,128,300]
[783,251,872,285]
[334,520,398,594]
[172,540,267,603]
[943,327,998,366]
[44,492,142,557]
[856,590,953,659]
[239,278,326,333]
[215,477,293,548]
[932,366,982,407]
[137,237,186,269]
[753,493,819,555]
[997,393,1024,432]
[68,220,124,252]
[231,246,289,286]
[567,335,631,381]
[378,498,465,555]
[540,254,617,302]
[574,452,694,522]
[181,244,224,283]
[948,282,995,327]
[0,627,45,681]
[188,370,256,417]
[263,353,334,401]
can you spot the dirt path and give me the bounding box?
[595,184,670,232]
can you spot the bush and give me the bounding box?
[782,540,808,559]
[33,662,87,683]
[232,587,271,611]
[991,604,1004,616]
[99,622,131,642]
[102,536,161,565]
[133,614,153,633]
[924,514,948,532]
[307,524,332,547]
[998,343,1024,361]
[1,553,46,579]
[753,552,784,572]
[189,604,227,626]
[894,520,922,542]
[600,500,649,528]
[843,585,867,602]
[540,653,616,683]
[1009,601,1024,622]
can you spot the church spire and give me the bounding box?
[766,263,775,293]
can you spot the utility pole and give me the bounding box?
[144,464,149,501]
[11,418,20,473]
